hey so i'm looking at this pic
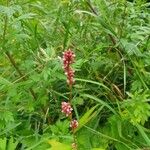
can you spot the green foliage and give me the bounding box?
[122,91,150,125]
[0,0,150,149]
[0,137,18,150]
[48,139,71,150]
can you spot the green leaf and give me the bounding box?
[0,5,22,16]
[0,123,21,136]
[48,139,71,150]
[120,39,142,56]
[136,124,150,146]
[81,94,116,115]
[7,137,18,150]
[0,138,6,150]
[75,78,110,91]
[92,148,105,150]
[16,13,36,20]
[72,97,84,105]
[75,105,99,132]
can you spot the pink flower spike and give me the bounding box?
[63,49,75,68]
[66,68,75,85]
[61,102,73,116]
[62,49,75,86]
[70,119,78,129]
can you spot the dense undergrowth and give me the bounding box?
[0,0,150,149]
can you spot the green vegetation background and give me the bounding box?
[0,0,150,149]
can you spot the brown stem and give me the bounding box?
[72,128,78,150]
[5,52,37,100]
[109,34,116,45]
[86,0,98,15]
[3,0,36,100]
[68,85,78,150]
[2,0,51,125]
[69,85,73,102]
[5,52,23,77]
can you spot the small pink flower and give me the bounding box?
[61,102,73,116]
[70,119,78,129]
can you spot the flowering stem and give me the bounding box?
[69,85,73,102]
[61,49,78,150]
[69,86,78,150]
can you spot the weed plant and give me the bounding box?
[0,0,150,149]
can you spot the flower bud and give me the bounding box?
[70,119,79,129]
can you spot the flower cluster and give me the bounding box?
[63,49,75,85]
[61,101,78,130]
[61,102,73,117]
